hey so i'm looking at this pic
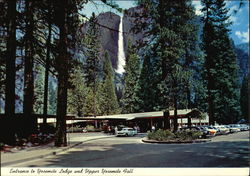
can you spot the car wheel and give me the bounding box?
[125,133,128,137]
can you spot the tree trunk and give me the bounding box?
[23,0,36,136]
[5,0,16,145]
[173,95,178,132]
[43,2,52,125]
[163,111,170,130]
[55,0,68,147]
[208,91,214,125]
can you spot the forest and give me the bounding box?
[0,0,248,146]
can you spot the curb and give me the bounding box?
[1,135,115,167]
[141,137,211,144]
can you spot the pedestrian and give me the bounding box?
[151,125,156,132]
[108,126,111,134]
[114,126,118,135]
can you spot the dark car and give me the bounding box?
[179,126,208,138]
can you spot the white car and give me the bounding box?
[239,124,249,131]
[214,125,230,135]
[228,124,241,132]
[116,128,137,136]
[225,125,240,133]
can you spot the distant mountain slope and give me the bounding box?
[235,43,249,81]
[82,12,120,69]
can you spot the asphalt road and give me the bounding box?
[13,131,249,167]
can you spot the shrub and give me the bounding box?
[147,129,203,141]
[175,130,203,141]
[147,129,175,141]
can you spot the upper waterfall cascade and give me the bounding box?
[116,16,126,74]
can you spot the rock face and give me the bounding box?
[235,43,249,81]
[81,8,144,70]
[81,12,120,69]
[96,12,120,69]
[123,6,144,55]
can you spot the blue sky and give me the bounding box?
[83,0,249,45]
[192,0,249,45]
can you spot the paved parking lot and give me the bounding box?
[9,131,249,167]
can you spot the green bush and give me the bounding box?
[148,129,175,141]
[175,131,203,141]
[147,129,203,141]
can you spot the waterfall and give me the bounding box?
[116,16,126,74]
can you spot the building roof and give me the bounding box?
[80,109,196,120]
[37,109,207,124]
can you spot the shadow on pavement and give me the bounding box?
[26,140,249,167]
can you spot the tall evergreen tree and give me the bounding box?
[67,66,88,117]
[48,77,57,115]
[23,0,36,135]
[54,0,69,147]
[121,40,140,113]
[136,54,158,112]
[240,75,249,122]
[5,0,16,118]
[201,0,241,124]
[43,0,53,124]
[83,13,101,117]
[99,52,120,115]
[1,0,16,144]
[84,13,101,87]
[136,0,199,132]
[34,64,45,114]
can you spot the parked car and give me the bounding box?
[116,128,137,136]
[225,125,239,133]
[213,125,230,135]
[202,126,217,136]
[238,124,249,131]
[228,124,241,132]
[179,126,208,138]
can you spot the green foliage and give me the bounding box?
[83,13,101,89]
[135,0,203,120]
[136,54,159,112]
[121,40,141,113]
[240,75,249,121]
[67,66,88,116]
[147,129,202,141]
[48,78,57,115]
[147,129,175,141]
[34,64,45,114]
[175,131,202,140]
[98,52,120,115]
[201,0,241,124]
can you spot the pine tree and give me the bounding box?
[136,54,158,112]
[54,0,69,147]
[240,75,248,122]
[201,0,241,124]
[67,66,88,117]
[99,52,120,115]
[1,0,16,144]
[121,40,140,113]
[84,13,101,88]
[34,64,45,114]
[48,77,57,115]
[82,13,102,117]
[136,0,199,132]
[23,0,36,135]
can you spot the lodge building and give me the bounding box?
[37,109,209,132]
